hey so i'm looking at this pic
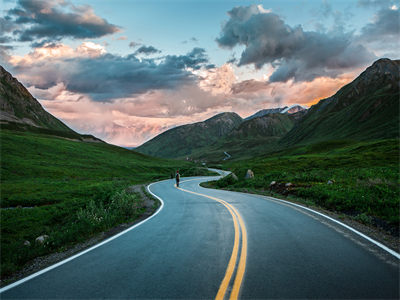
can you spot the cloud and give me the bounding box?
[129,41,141,48]
[216,4,375,82]
[3,0,119,44]
[134,45,161,55]
[359,6,400,40]
[231,79,269,95]
[163,47,209,71]
[9,41,106,64]
[7,43,210,101]
[34,86,232,146]
[196,64,237,95]
[182,37,199,44]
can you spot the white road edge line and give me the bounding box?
[268,195,400,259]
[196,180,400,260]
[0,180,167,293]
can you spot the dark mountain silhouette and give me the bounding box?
[0,66,101,142]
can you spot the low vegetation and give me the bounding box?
[0,129,213,278]
[203,139,400,234]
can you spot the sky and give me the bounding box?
[1,0,399,147]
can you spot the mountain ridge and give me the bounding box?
[0,65,102,142]
[136,112,243,158]
[281,58,400,146]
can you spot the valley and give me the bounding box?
[1,57,399,287]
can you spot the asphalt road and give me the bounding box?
[1,173,399,299]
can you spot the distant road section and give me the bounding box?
[223,151,231,160]
[1,174,399,299]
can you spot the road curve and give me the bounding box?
[1,174,399,299]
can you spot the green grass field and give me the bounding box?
[204,139,400,233]
[0,129,212,278]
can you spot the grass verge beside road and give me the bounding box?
[202,139,400,237]
[0,129,214,280]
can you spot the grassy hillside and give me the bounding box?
[0,129,211,278]
[204,139,400,234]
[136,112,243,158]
[230,113,295,139]
[281,59,399,146]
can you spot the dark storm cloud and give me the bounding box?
[216,5,375,82]
[4,0,119,43]
[0,16,17,45]
[162,47,208,70]
[0,16,16,33]
[0,36,13,44]
[134,45,161,55]
[10,47,209,101]
[360,7,400,40]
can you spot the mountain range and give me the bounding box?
[136,58,399,161]
[137,103,307,159]
[1,58,398,162]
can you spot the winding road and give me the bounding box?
[1,172,399,299]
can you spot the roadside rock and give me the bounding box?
[270,181,277,186]
[23,240,31,247]
[327,180,335,185]
[35,235,49,244]
[245,169,254,179]
[285,182,293,187]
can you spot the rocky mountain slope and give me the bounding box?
[245,107,286,120]
[0,66,73,131]
[245,104,307,120]
[136,112,243,158]
[0,66,101,141]
[281,58,400,146]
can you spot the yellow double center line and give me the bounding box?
[177,184,247,300]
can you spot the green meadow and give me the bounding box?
[0,129,211,278]
[204,139,400,233]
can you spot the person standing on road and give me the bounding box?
[175,170,180,187]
